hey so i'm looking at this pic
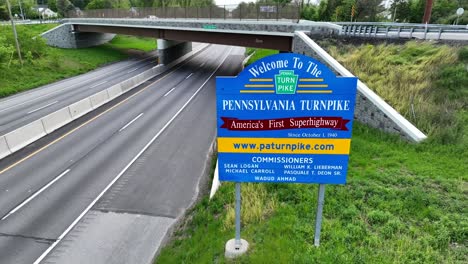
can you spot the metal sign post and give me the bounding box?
[225,182,248,258]
[235,182,241,248]
[314,184,326,247]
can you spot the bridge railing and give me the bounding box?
[66,4,300,22]
[336,22,468,40]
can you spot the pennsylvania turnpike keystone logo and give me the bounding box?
[275,70,298,94]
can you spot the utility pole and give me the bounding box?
[6,0,23,66]
[18,0,25,20]
[422,0,433,24]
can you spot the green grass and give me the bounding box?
[156,42,467,263]
[0,25,157,98]
[106,35,156,52]
[245,48,279,66]
[23,23,58,35]
[156,123,467,264]
[321,41,467,145]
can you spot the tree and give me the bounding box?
[48,0,58,12]
[408,0,424,23]
[355,0,384,21]
[432,0,459,23]
[85,0,113,9]
[0,4,9,20]
[301,3,318,20]
[317,0,340,21]
[390,0,412,22]
[71,0,87,9]
[57,0,75,16]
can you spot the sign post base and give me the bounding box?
[225,238,249,258]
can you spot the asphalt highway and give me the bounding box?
[0,45,185,136]
[0,44,244,263]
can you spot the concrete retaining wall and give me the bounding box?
[41,23,115,49]
[0,43,209,161]
[292,31,426,142]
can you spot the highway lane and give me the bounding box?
[0,42,204,136]
[0,51,159,135]
[0,44,244,263]
[0,43,209,136]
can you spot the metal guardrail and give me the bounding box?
[0,19,61,25]
[336,22,468,41]
[66,5,300,22]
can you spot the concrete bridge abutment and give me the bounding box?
[41,24,115,49]
[157,40,192,65]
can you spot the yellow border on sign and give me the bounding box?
[299,78,324,82]
[298,84,329,88]
[249,78,273,82]
[218,137,350,154]
[240,90,275,93]
[297,90,332,94]
[244,84,275,88]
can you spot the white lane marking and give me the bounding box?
[1,169,71,221]
[33,46,233,264]
[89,81,108,89]
[119,113,144,132]
[0,94,57,114]
[200,62,205,67]
[163,87,176,97]
[0,55,158,112]
[127,68,139,74]
[185,73,193,79]
[27,101,59,114]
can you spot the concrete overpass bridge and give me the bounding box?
[42,18,340,63]
[41,18,427,143]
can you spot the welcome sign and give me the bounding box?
[216,53,357,184]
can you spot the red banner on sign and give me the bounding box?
[221,117,350,131]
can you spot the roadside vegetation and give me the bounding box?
[0,24,156,98]
[321,40,468,145]
[245,48,278,65]
[156,43,467,263]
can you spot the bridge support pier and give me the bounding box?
[41,24,115,49]
[157,40,192,65]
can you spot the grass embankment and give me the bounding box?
[246,48,278,65]
[322,41,468,145]
[0,24,156,98]
[156,43,467,263]
[107,35,156,52]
